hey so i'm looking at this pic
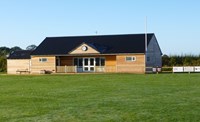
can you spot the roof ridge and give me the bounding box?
[46,33,154,38]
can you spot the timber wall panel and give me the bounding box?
[31,56,56,74]
[116,54,145,73]
[60,56,73,66]
[105,55,116,66]
[7,59,30,74]
[105,55,116,72]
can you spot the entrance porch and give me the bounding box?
[56,56,116,73]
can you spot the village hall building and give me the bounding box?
[7,33,162,74]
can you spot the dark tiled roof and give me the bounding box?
[7,50,32,59]
[31,33,154,55]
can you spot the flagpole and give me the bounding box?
[145,16,147,53]
[144,16,148,73]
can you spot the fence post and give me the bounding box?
[65,65,67,73]
[75,65,77,73]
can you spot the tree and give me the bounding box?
[0,46,22,72]
[26,44,37,50]
[10,46,22,52]
[183,56,192,66]
[162,54,170,66]
[0,56,6,72]
[0,47,10,56]
[169,56,177,66]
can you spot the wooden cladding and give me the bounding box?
[60,57,73,66]
[7,54,146,74]
[31,56,56,74]
[105,55,116,66]
[116,54,145,73]
[7,59,30,74]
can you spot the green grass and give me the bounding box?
[0,72,6,74]
[0,74,200,122]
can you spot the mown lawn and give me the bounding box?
[0,74,200,122]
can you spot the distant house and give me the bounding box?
[7,33,162,74]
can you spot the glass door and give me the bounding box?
[83,58,95,72]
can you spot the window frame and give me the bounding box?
[95,57,105,66]
[39,58,48,62]
[125,56,136,62]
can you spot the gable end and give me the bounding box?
[69,43,100,54]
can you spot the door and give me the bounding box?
[83,58,95,72]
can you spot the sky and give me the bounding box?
[0,0,200,55]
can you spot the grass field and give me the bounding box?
[0,74,200,122]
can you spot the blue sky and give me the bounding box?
[0,0,200,55]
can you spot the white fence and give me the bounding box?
[173,66,200,73]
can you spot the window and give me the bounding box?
[125,56,136,62]
[96,58,100,66]
[84,58,88,66]
[100,58,105,66]
[95,57,105,66]
[39,58,47,62]
[78,58,83,66]
[74,58,83,66]
[90,58,94,65]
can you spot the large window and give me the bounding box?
[74,57,105,66]
[39,58,47,62]
[74,58,83,66]
[125,56,136,62]
[95,57,105,66]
